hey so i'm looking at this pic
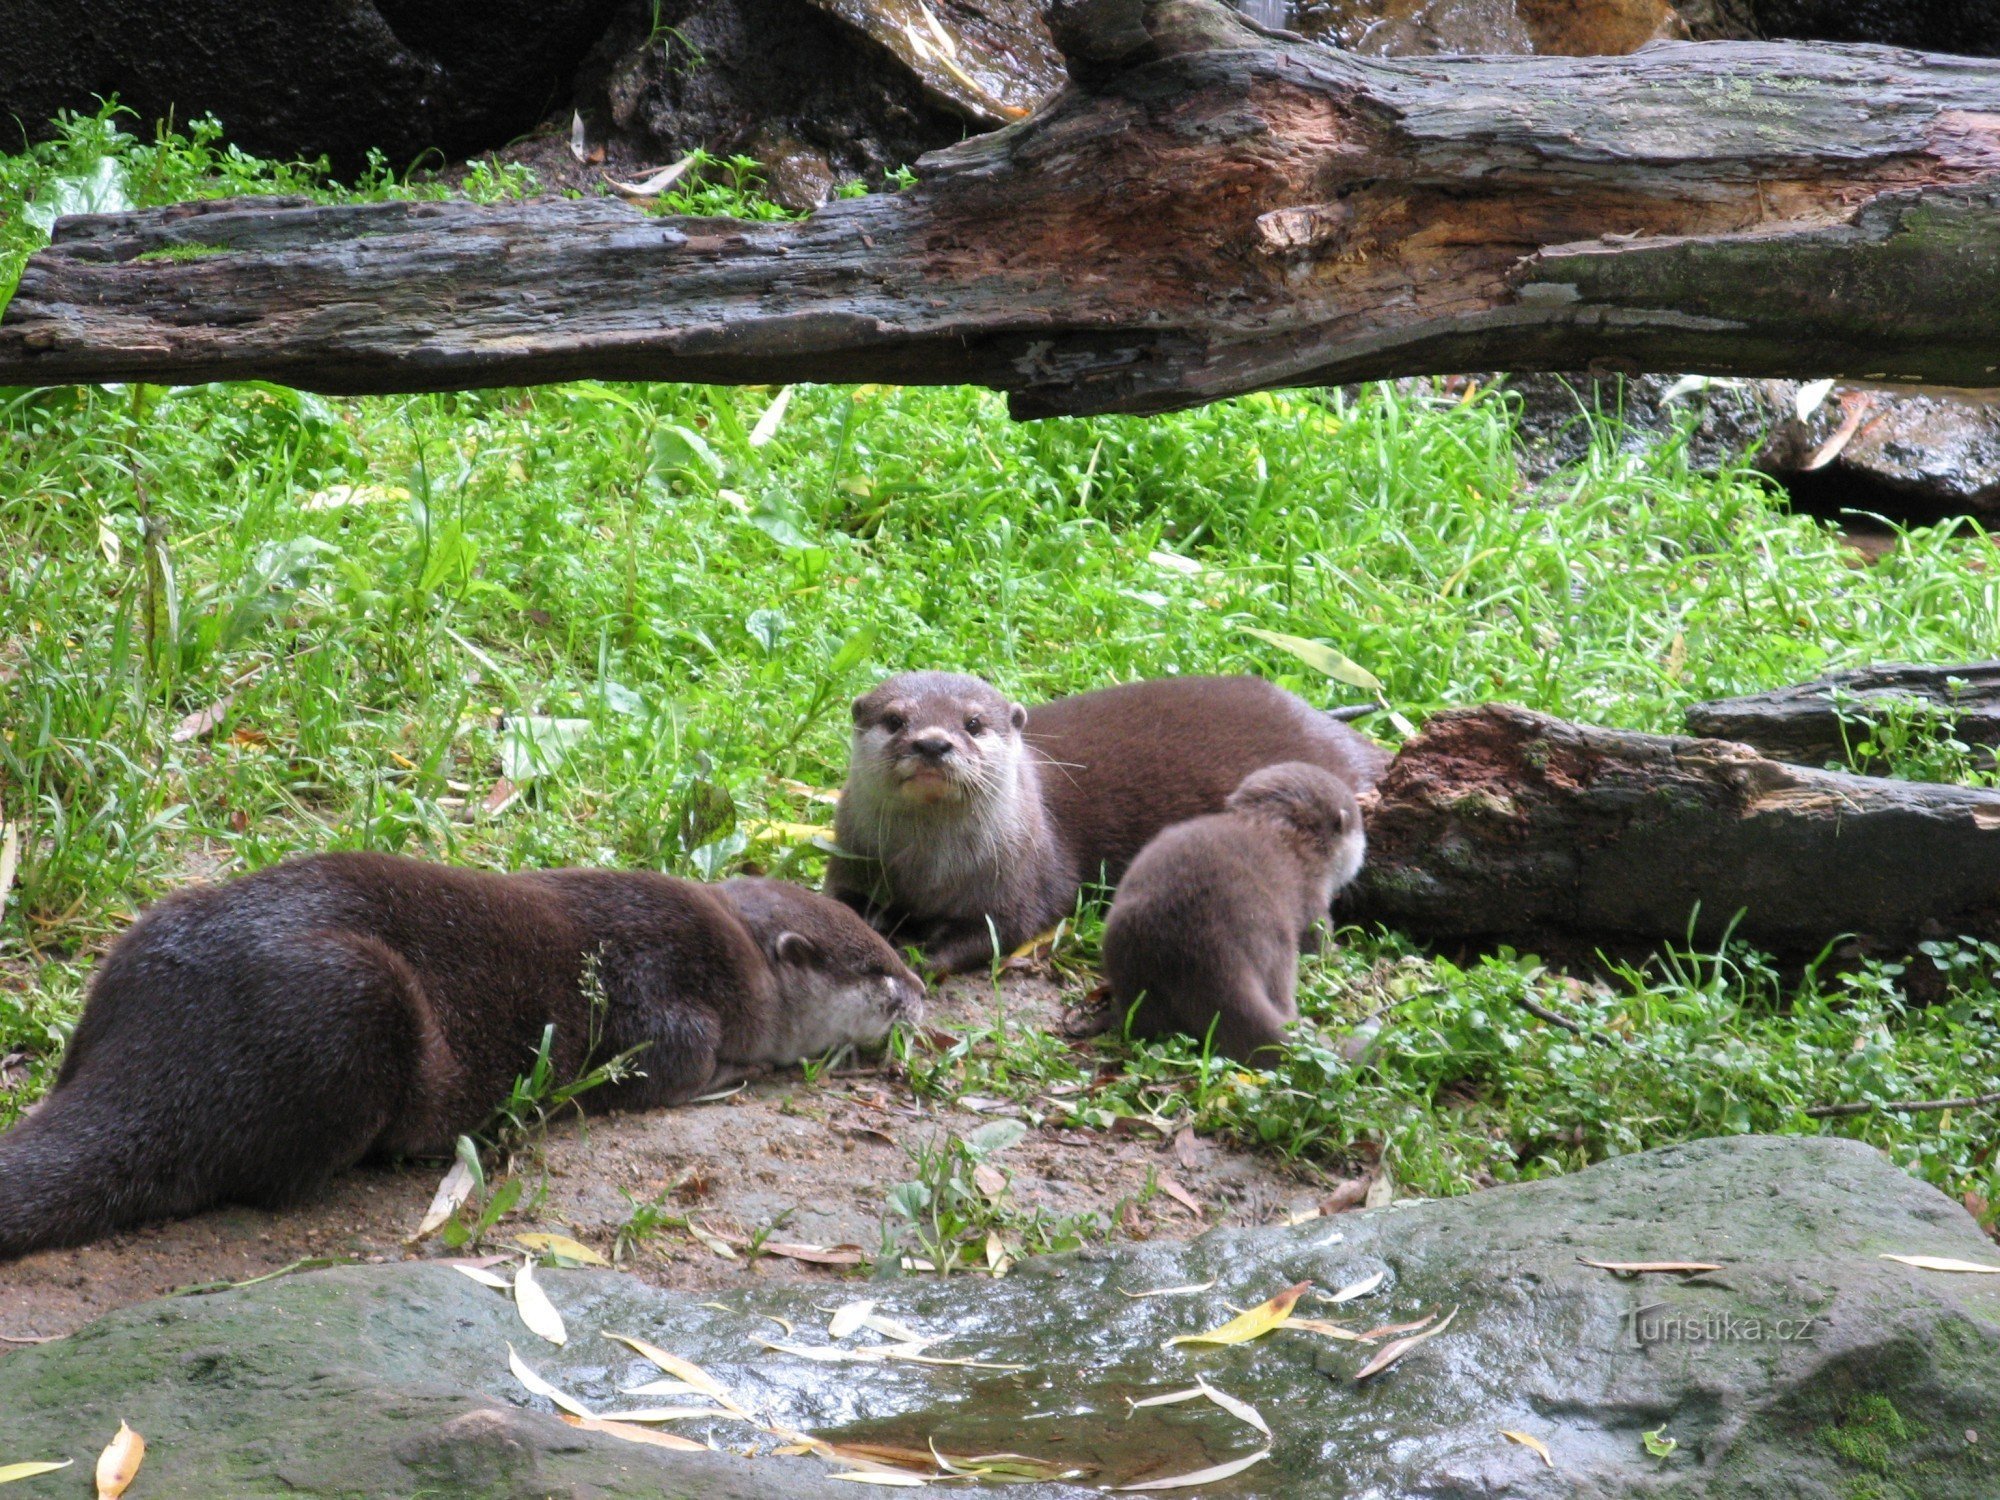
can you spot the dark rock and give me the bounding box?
[1745,1,2000,57]
[2,1136,1997,1496]
[578,0,974,190]
[0,0,623,175]
[745,128,840,212]
[799,0,1064,125]
[1232,0,1684,55]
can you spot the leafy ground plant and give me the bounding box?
[880,1121,1102,1273]
[2,109,1997,1225]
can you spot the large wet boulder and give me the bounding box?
[0,0,623,174]
[2,1135,1996,1496]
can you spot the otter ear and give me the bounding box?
[774,931,819,966]
[851,697,871,725]
[1008,702,1027,731]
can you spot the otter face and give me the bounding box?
[719,878,925,1063]
[1227,761,1367,889]
[848,672,1027,809]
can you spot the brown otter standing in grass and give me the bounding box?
[1102,762,1365,1062]
[0,854,922,1260]
[829,672,1387,973]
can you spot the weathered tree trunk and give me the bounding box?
[1687,662,2000,768]
[4,0,2000,415]
[1351,704,2000,959]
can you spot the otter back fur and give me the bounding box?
[1102,762,1366,1062]
[830,672,1387,973]
[0,854,922,1260]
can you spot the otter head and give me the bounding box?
[847,671,1028,810]
[1226,761,1367,890]
[717,877,925,1063]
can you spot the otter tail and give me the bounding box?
[0,1081,211,1260]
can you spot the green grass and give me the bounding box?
[2,109,1997,1222]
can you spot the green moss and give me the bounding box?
[131,241,233,263]
[1821,1395,1918,1475]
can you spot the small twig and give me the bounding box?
[1513,994,1614,1042]
[1804,1089,2000,1120]
[0,1331,56,1344]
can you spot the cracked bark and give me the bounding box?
[2,0,1999,414]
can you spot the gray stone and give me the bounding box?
[1,1136,1996,1497]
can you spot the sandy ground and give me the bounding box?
[0,973,1342,1353]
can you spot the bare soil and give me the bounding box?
[0,974,1333,1353]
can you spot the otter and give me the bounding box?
[828,672,1388,973]
[1101,762,1365,1063]
[0,854,922,1260]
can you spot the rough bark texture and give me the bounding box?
[5,0,2000,415]
[1351,703,2000,958]
[1687,661,2000,768]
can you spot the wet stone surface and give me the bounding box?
[2,1136,1997,1497]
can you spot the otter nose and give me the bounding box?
[909,731,953,761]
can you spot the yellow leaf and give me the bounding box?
[1111,1449,1271,1491]
[1501,1429,1554,1467]
[95,1422,144,1500]
[1241,627,1383,692]
[515,1233,610,1267]
[0,1462,72,1486]
[741,817,836,844]
[1164,1281,1311,1349]
[560,1414,707,1452]
[515,1261,567,1345]
[603,1333,741,1409]
[1880,1254,2000,1274]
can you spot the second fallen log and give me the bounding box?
[1353,703,2000,959]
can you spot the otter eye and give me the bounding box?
[965,717,984,735]
[880,712,906,733]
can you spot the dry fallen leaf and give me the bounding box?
[602,1333,738,1408]
[452,1264,512,1291]
[568,110,588,162]
[686,1219,740,1260]
[171,692,235,743]
[972,1163,1008,1200]
[759,1241,866,1267]
[1354,1307,1458,1382]
[515,1261,567,1345]
[1284,1317,1371,1343]
[748,386,792,448]
[1358,1313,1436,1341]
[1112,1448,1272,1491]
[1319,1177,1372,1215]
[1323,1271,1386,1305]
[1155,1173,1204,1219]
[561,1414,706,1452]
[593,1406,735,1423]
[0,823,18,930]
[1164,1281,1311,1348]
[411,1156,477,1242]
[621,1377,707,1398]
[1118,1280,1217,1300]
[1501,1429,1554,1467]
[1578,1258,1723,1275]
[515,1232,610,1267]
[1880,1254,2000,1274]
[829,1473,928,1487]
[1196,1379,1270,1436]
[862,1314,926,1345]
[603,154,699,199]
[0,1462,72,1486]
[95,1422,144,1500]
[828,1299,877,1339]
[509,1343,596,1418]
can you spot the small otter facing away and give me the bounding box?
[0,854,921,1260]
[830,672,1387,973]
[1103,762,1365,1062]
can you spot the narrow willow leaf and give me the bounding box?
[1163,1280,1311,1348]
[452,1264,512,1291]
[1240,627,1383,691]
[411,1156,476,1241]
[1196,1379,1270,1437]
[1501,1430,1554,1467]
[508,1344,596,1418]
[1880,1254,2000,1274]
[748,386,792,447]
[515,1261,567,1346]
[828,1299,876,1339]
[830,1473,928,1487]
[515,1232,610,1267]
[1284,1317,1371,1342]
[560,1414,706,1452]
[1126,1386,1206,1412]
[1118,1280,1217,1299]
[593,1406,735,1423]
[95,1422,145,1500]
[603,1333,733,1401]
[1111,1448,1272,1491]
[1578,1258,1723,1274]
[621,1378,706,1398]
[1354,1307,1458,1382]
[1324,1271,1385,1304]
[0,1462,72,1486]
[861,1314,926,1344]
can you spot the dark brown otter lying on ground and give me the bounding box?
[0,853,922,1259]
[828,672,1387,972]
[1103,761,1366,1062]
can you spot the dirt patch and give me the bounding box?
[0,973,1332,1351]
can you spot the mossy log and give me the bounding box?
[1686,661,2000,768]
[1352,703,2000,958]
[4,0,2000,414]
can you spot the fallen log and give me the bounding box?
[1351,704,2000,959]
[1686,661,2000,768]
[4,0,2000,414]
